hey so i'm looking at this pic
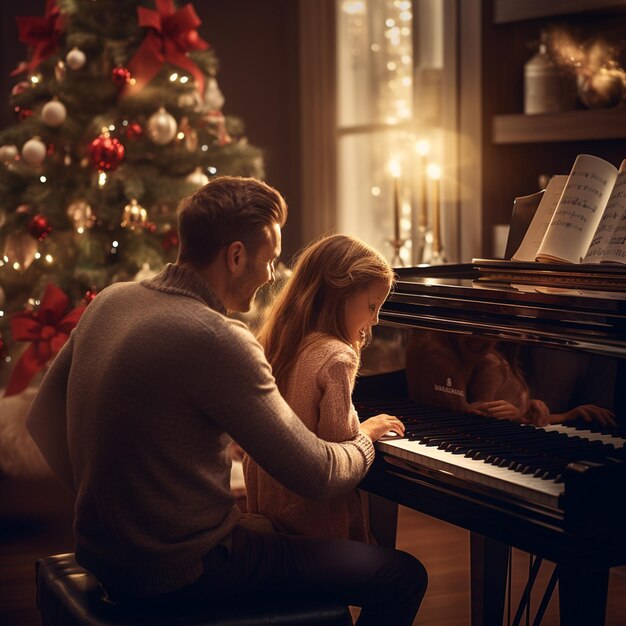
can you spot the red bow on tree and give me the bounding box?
[11,0,64,77]
[126,0,209,97]
[4,284,86,397]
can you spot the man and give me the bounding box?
[27,176,427,625]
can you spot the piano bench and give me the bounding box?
[35,553,352,626]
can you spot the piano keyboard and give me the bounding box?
[356,401,626,511]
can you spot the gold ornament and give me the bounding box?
[3,232,38,271]
[67,200,95,231]
[177,116,198,152]
[55,60,67,82]
[185,166,209,188]
[147,107,177,145]
[204,77,225,112]
[121,199,148,230]
[0,144,18,165]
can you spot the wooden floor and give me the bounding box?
[1,475,625,625]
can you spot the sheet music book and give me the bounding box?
[511,154,626,265]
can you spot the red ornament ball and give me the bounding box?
[84,289,98,303]
[125,122,143,140]
[11,80,31,96]
[162,229,180,252]
[28,214,53,241]
[15,106,34,121]
[112,66,131,87]
[88,135,125,171]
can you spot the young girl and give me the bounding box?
[243,234,402,542]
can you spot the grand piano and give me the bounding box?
[355,263,626,626]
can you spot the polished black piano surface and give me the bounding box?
[355,264,626,626]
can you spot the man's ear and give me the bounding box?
[226,241,247,275]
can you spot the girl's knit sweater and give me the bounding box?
[244,333,370,542]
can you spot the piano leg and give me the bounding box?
[470,532,509,626]
[364,492,398,548]
[558,565,608,626]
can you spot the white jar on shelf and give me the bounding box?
[524,42,576,114]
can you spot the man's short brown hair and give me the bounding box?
[176,176,288,267]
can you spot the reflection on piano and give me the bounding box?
[355,265,626,626]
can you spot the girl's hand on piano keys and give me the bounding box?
[558,404,616,427]
[359,413,405,442]
[523,399,551,426]
[469,400,523,421]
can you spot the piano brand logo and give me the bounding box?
[434,377,465,397]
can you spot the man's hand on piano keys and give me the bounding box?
[359,413,405,442]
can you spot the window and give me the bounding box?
[336,0,452,265]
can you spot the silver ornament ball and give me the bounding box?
[21,137,47,166]
[66,47,86,70]
[41,100,67,127]
[147,107,178,145]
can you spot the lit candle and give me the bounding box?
[415,139,430,230]
[388,159,401,242]
[426,163,442,256]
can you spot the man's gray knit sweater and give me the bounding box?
[26,264,375,597]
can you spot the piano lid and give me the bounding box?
[382,264,626,358]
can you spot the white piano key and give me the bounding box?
[538,424,626,449]
[376,438,563,509]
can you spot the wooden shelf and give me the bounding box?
[494,0,626,23]
[492,107,626,144]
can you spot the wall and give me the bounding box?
[0,0,304,260]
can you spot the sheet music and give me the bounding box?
[584,159,626,263]
[537,154,618,264]
[511,176,568,262]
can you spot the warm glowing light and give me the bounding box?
[415,139,430,156]
[34,252,41,259]
[177,132,185,140]
[13,262,20,270]
[388,159,401,178]
[371,186,381,196]
[342,0,366,15]
[39,175,47,183]
[112,240,119,248]
[98,171,107,187]
[180,76,189,84]
[427,163,442,180]
[45,254,53,263]
[169,72,179,81]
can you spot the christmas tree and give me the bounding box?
[0,0,264,395]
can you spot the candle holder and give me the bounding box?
[387,158,406,266]
[413,140,432,265]
[423,163,448,265]
[388,237,407,267]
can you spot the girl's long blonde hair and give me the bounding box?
[258,234,394,391]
